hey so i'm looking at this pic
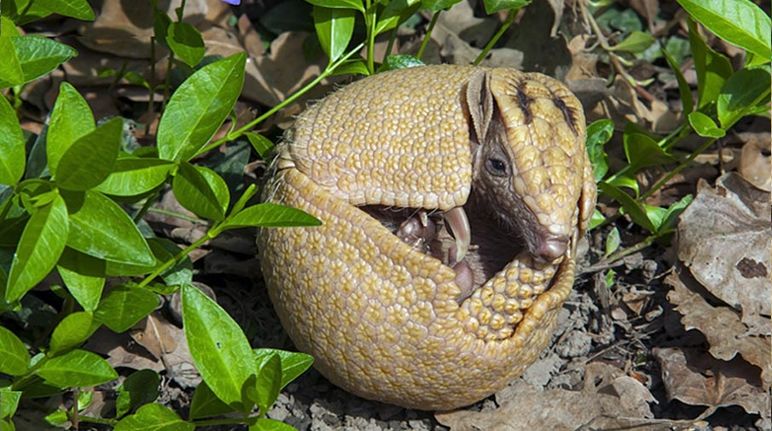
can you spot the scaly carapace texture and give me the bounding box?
[257,65,596,410]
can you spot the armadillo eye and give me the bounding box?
[486,158,508,176]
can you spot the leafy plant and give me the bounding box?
[0,0,545,427]
[3,0,767,427]
[584,0,770,269]
[0,0,321,429]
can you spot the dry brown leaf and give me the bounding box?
[248,32,325,108]
[436,364,656,431]
[79,0,209,58]
[565,35,599,81]
[590,76,679,133]
[84,328,164,372]
[666,270,772,387]
[677,172,771,328]
[238,14,265,57]
[545,0,565,37]
[628,0,659,32]
[653,347,770,423]
[130,312,178,359]
[137,313,199,389]
[739,135,772,192]
[432,1,498,50]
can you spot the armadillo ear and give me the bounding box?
[466,70,493,145]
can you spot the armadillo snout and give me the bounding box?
[534,233,569,262]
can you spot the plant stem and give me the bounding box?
[194,44,364,158]
[133,189,161,223]
[382,27,398,64]
[147,35,157,136]
[640,137,716,200]
[366,7,377,74]
[580,234,657,274]
[194,416,259,427]
[137,232,212,288]
[473,9,516,66]
[416,11,440,60]
[76,415,117,426]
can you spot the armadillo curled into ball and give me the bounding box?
[256,64,596,411]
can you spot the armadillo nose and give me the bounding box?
[535,235,568,262]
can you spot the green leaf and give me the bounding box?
[0,388,22,419]
[0,94,25,185]
[55,117,123,190]
[603,269,616,289]
[687,111,725,138]
[254,349,314,390]
[604,227,620,257]
[607,174,639,194]
[677,0,771,60]
[250,353,281,413]
[189,381,235,419]
[0,36,77,88]
[44,409,69,427]
[49,311,99,355]
[312,6,355,63]
[623,131,675,172]
[56,248,106,311]
[157,53,246,162]
[166,22,205,68]
[0,417,14,430]
[115,369,160,418]
[230,185,257,218]
[249,418,297,431]
[588,208,605,230]
[609,31,655,53]
[381,54,424,71]
[0,17,21,85]
[585,119,613,182]
[24,0,95,21]
[598,182,656,232]
[482,0,531,14]
[94,158,174,197]
[0,326,29,376]
[658,194,694,234]
[94,284,159,333]
[62,190,155,266]
[717,67,772,128]
[47,82,95,176]
[172,163,229,221]
[35,349,118,388]
[304,0,364,13]
[662,46,694,114]
[114,403,194,431]
[6,194,68,302]
[331,58,371,76]
[213,203,321,236]
[421,0,463,12]
[149,238,192,287]
[245,132,274,159]
[688,20,734,109]
[374,0,420,36]
[182,284,254,409]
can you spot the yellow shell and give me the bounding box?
[257,65,596,410]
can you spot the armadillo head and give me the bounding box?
[466,69,587,262]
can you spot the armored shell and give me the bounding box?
[257,65,596,410]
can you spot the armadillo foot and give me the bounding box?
[444,206,470,265]
[396,210,436,252]
[452,260,474,303]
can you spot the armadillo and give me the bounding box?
[256,64,596,411]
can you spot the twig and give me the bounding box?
[416,11,440,60]
[473,9,516,66]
